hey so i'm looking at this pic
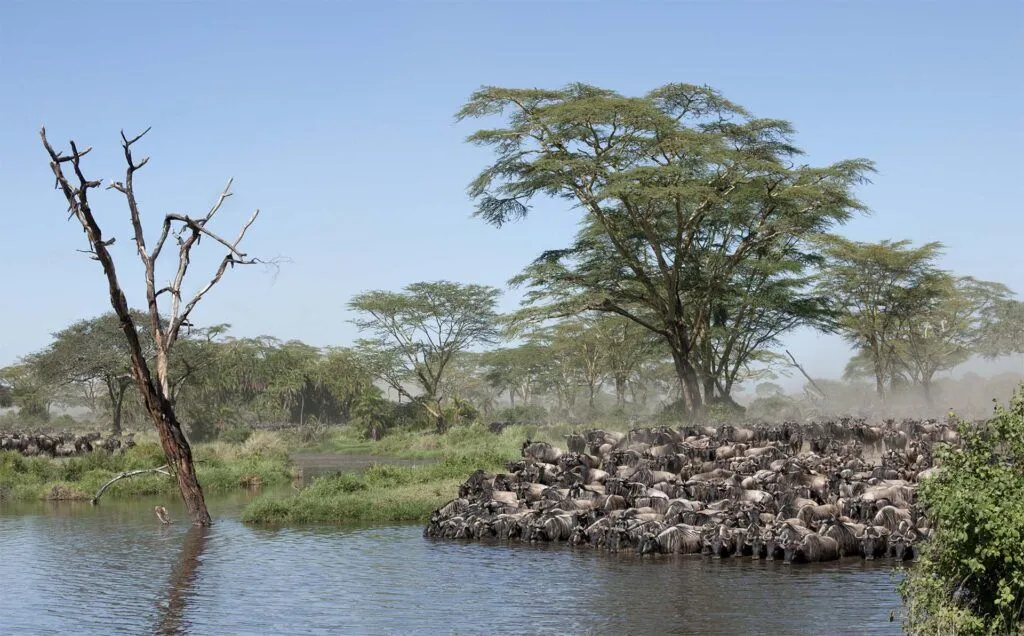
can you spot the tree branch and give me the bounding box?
[90,464,172,505]
[785,349,827,400]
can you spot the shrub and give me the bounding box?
[218,424,252,444]
[495,404,547,425]
[898,387,1024,635]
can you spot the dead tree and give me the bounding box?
[41,127,263,526]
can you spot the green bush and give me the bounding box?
[495,404,548,424]
[218,424,253,444]
[898,387,1024,635]
[0,437,293,501]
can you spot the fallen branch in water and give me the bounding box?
[91,465,173,505]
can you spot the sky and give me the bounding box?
[1,0,1022,393]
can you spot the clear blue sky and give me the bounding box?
[2,1,1022,392]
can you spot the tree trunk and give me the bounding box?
[869,340,887,400]
[144,391,211,526]
[703,376,716,403]
[666,330,703,417]
[615,374,627,407]
[921,378,934,406]
[111,382,128,438]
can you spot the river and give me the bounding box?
[0,492,905,635]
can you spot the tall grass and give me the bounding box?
[308,420,606,459]
[0,432,294,502]
[242,455,507,524]
[242,421,610,525]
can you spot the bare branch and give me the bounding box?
[165,213,248,258]
[122,126,152,147]
[201,178,234,222]
[90,464,172,504]
[785,349,827,400]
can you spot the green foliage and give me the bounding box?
[495,404,548,424]
[0,363,53,420]
[0,437,292,502]
[0,381,11,408]
[349,280,502,432]
[460,82,873,415]
[817,237,949,397]
[747,395,800,420]
[977,299,1024,359]
[218,423,253,444]
[898,387,1024,635]
[242,445,515,524]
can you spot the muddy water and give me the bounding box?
[0,491,904,635]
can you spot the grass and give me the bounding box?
[243,420,624,525]
[0,430,294,502]
[297,420,601,459]
[242,455,503,524]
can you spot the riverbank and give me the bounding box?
[0,432,293,502]
[242,423,559,524]
[293,421,582,459]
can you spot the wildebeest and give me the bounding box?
[426,418,947,564]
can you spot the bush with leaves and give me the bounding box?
[898,386,1024,635]
[495,404,548,426]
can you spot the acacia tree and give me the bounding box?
[891,277,1013,403]
[978,298,1024,359]
[481,343,552,408]
[817,237,949,401]
[41,128,265,526]
[0,362,53,420]
[349,281,501,432]
[541,317,610,410]
[460,83,872,417]
[30,311,154,435]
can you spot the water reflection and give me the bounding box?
[0,495,904,635]
[155,526,208,636]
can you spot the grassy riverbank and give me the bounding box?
[297,421,586,458]
[243,423,571,524]
[0,431,294,502]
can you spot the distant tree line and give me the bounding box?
[8,83,1023,443]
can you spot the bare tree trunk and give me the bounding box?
[144,387,212,525]
[42,128,264,527]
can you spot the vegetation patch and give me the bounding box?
[242,450,513,524]
[898,389,1024,634]
[0,432,293,502]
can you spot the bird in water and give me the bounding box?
[155,505,173,525]
[889,609,895,622]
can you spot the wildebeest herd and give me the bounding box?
[0,431,135,457]
[425,418,957,564]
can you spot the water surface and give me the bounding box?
[0,494,904,635]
